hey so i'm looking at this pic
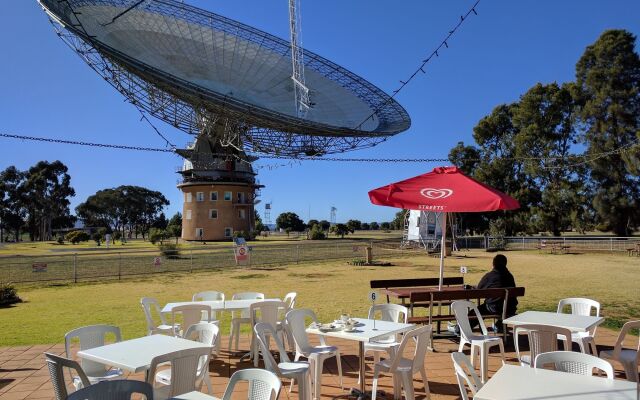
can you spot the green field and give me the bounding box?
[1,249,638,346]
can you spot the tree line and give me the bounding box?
[449,30,640,236]
[273,211,405,239]
[0,160,176,242]
[0,161,75,241]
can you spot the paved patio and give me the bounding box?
[0,328,635,400]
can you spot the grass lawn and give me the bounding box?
[1,249,638,346]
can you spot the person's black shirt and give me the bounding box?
[477,267,518,316]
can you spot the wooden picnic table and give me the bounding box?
[379,285,466,305]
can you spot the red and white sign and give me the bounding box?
[234,245,251,266]
[32,263,47,273]
[153,257,162,267]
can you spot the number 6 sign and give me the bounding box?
[369,291,378,330]
[368,291,378,303]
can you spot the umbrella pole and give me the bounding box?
[439,212,447,290]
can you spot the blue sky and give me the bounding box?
[1,1,639,224]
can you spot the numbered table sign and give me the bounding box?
[460,266,468,274]
[368,290,378,303]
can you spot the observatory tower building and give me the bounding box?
[177,134,263,241]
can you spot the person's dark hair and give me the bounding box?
[493,254,508,270]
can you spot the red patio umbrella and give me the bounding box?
[368,166,520,288]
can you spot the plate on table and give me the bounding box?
[318,324,339,333]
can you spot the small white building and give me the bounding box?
[404,210,445,250]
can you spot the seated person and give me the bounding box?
[469,254,517,332]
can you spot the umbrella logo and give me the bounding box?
[420,188,453,200]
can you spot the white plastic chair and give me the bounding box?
[155,322,219,394]
[600,320,640,382]
[141,297,178,336]
[64,325,124,385]
[451,352,483,400]
[514,324,572,367]
[557,297,601,354]
[278,292,298,350]
[534,351,614,379]
[192,291,225,321]
[452,300,505,383]
[67,380,154,400]
[147,346,213,400]
[249,300,288,367]
[229,292,265,351]
[171,304,214,337]
[255,322,312,400]
[222,368,282,400]
[45,352,91,399]
[371,325,432,400]
[286,308,344,400]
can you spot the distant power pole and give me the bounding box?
[330,206,337,226]
[265,202,272,225]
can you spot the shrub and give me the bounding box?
[0,282,22,306]
[92,232,103,246]
[149,228,169,245]
[56,236,64,245]
[65,230,90,244]
[488,219,506,251]
[234,230,257,240]
[309,224,326,240]
[159,244,180,259]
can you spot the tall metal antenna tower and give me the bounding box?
[330,206,337,226]
[288,0,311,117]
[265,202,273,226]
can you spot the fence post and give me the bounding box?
[190,249,193,273]
[118,253,122,280]
[296,245,300,264]
[610,237,613,252]
[73,253,77,284]
[522,237,525,250]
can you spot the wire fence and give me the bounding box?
[2,235,638,285]
[0,239,407,285]
[454,235,640,252]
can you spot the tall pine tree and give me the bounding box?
[575,30,640,236]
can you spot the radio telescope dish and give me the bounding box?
[38,0,411,156]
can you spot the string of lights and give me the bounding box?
[354,0,481,130]
[2,133,638,170]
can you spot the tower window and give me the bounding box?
[210,191,218,201]
[224,227,233,237]
[195,228,204,239]
[238,209,246,219]
[209,209,218,219]
[196,192,204,202]
[224,191,232,201]
[186,193,192,203]
[186,210,192,220]
[237,192,245,204]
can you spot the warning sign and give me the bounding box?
[234,245,251,266]
[153,257,162,267]
[32,263,47,273]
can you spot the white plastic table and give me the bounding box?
[503,311,604,332]
[170,391,219,400]
[307,318,415,398]
[161,299,281,313]
[76,334,212,374]
[474,364,638,400]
